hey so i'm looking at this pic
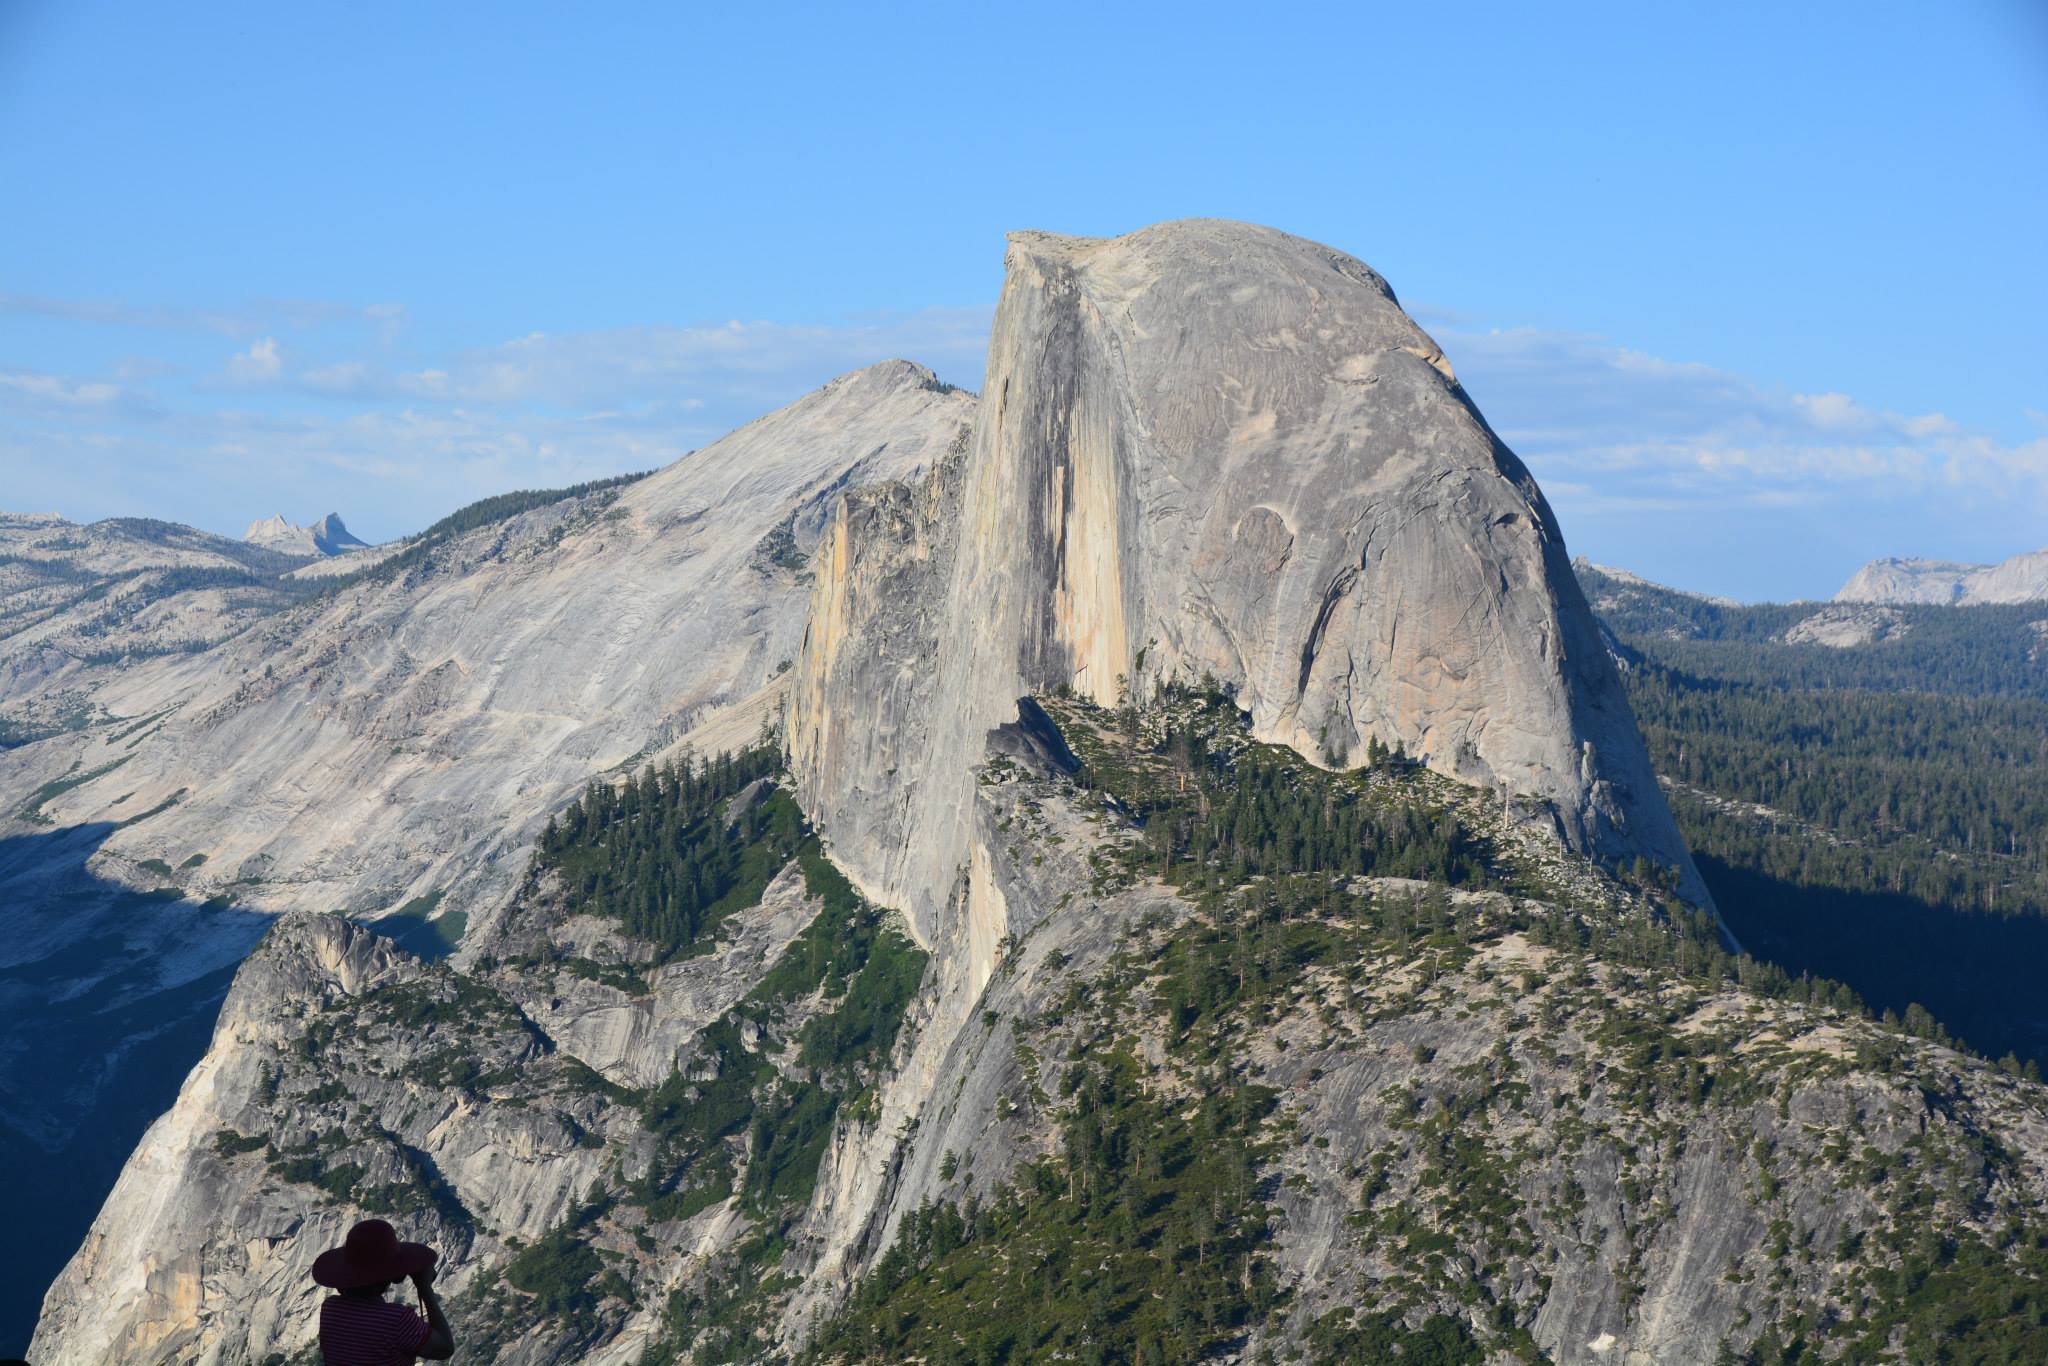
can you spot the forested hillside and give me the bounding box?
[1578,563,2048,1067]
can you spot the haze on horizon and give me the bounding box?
[1,0,2043,602]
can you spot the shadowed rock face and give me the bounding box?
[794,219,1710,933]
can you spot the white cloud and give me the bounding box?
[1901,411,1957,438]
[1440,324,2047,506]
[298,360,376,394]
[186,308,990,414]
[1432,322,2048,596]
[374,309,992,407]
[225,336,283,383]
[0,371,125,407]
[1790,391,1871,430]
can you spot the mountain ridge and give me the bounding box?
[1837,546,2048,605]
[1,360,973,1352]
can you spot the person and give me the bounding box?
[310,1218,455,1364]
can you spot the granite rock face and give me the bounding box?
[786,451,967,918]
[29,222,1785,1363]
[0,362,974,1350]
[794,220,1709,933]
[26,913,610,1366]
[1837,547,2048,605]
[28,822,895,1366]
[5,358,971,950]
[1781,604,1912,648]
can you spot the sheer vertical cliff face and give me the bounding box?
[793,220,1707,935]
[784,449,966,917]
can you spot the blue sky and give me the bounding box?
[1,0,2043,600]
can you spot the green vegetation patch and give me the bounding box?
[212,1129,269,1156]
[505,1197,628,1337]
[812,1049,1281,1366]
[1307,1308,1485,1366]
[537,747,800,961]
[1834,1228,2048,1363]
[1042,686,1514,900]
[18,754,131,823]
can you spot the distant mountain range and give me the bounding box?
[242,511,371,557]
[1836,545,2048,605]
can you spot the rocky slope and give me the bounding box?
[245,512,372,558]
[794,221,1710,942]
[35,692,2048,1365]
[0,512,310,743]
[9,360,970,932]
[0,361,972,1351]
[1837,547,2048,605]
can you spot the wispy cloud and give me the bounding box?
[0,368,162,420]
[5,288,2039,601]
[224,336,283,384]
[208,308,993,407]
[1,301,992,541]
[1442,324,2044,504]
[1436,324,2047,596]
[0,370,125,407]
[0,291,408,340]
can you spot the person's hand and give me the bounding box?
[411,1268,437,1293]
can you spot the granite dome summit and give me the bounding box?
[793,219,1710,929]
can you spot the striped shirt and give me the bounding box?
[319,1295,432,1366]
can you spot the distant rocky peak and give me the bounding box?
[1838,547,2048,607]
[243,510,370,557]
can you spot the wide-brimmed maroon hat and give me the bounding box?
[311,1219,437,1289]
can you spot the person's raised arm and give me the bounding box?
[411,1268,455,1360]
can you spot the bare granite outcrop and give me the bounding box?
[793,220,1710,933]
